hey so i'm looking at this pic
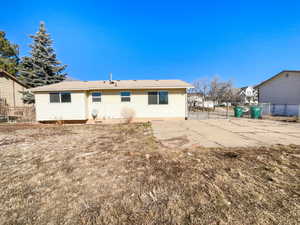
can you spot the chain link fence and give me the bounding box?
[188,102,300,120]
[188,106,234,120]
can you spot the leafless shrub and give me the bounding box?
[121,107,136,123]
[56,119,65,125]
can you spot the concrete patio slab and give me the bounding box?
[152,118,300,148]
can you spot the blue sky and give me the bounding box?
[1,0,300,87]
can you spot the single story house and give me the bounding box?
[0,70,28,107]
[256,70,300,116]
[30,79,193,122]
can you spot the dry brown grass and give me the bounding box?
[0,123,299,225]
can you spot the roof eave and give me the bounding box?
[31,86,193,93]
[255,70,300,88]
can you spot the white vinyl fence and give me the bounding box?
[260,103,300,117]
[258,103,271,116]
[271,104,299,116]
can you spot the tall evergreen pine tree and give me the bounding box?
[19,21,67,88]
[0,31,19,75]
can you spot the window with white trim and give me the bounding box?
[148,91,168,105]
[49,92,71,103]
[50,92,60,103]
[91,92,101,102]
[120,91,131,102]
[61,92,71,103]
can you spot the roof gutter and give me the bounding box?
[30,86,194,93]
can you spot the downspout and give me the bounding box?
[13,80,16,107]
[185,88,188,120]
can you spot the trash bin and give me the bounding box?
[234,106,244,118]
[250,106,262,119]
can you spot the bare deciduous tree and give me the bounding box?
[191,78,209,101]
[191,76,240,105]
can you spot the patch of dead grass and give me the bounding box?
[0,123,299,225]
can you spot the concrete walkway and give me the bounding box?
[152,119,300,148]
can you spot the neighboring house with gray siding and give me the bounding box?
[0,70,28,107]
[256,70,300,116]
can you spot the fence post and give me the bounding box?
[298,105,300,122]
[226,102,229,119]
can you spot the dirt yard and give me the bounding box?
[0,123,299,225]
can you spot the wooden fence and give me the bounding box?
[0,105,35,122]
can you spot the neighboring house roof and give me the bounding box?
[30,79,193,92]
[64,76,80,81]
[255,70,300,88]
[0,69,28,88]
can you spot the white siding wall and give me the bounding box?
[87,89,187,119]
[35,89,187,121]
[35,92,88,121]
[259,72,300,105]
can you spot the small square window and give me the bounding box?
[50,93,60,103]
[92,92,101,102]
[159,91,168,104]
[61,92,71,103]
[148,92,158,104]
[121,92,131,102]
